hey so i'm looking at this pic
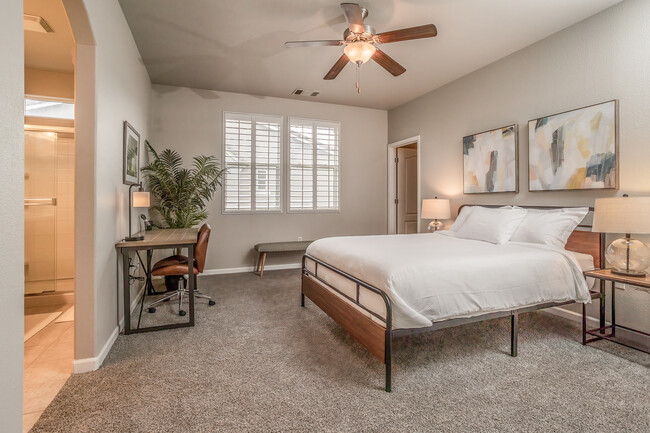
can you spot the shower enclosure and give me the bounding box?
[24,129,75,295]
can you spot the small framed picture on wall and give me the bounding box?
[123,121,140,185]
[463,124,518,194]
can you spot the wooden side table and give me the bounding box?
[582,269,650,354]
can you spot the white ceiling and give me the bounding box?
[118,0,621,110]
[24,0,75,73]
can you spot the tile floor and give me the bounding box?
[23,307,74,432]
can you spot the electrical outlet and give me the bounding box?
[298,237,303,241]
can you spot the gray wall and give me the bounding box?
[86,0,152,355]
[388,0,650,332]
[0,0,24,430]
[150,85,388,270]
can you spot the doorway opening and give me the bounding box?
[387,136,421,234]
[23,0,76,429]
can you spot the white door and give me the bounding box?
[396,147,418,234]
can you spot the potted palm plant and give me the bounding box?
[141,142,226,229]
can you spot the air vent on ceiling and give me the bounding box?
[292,89,320,97]
[24,14,53,33]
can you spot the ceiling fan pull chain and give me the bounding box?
[356,62,361,94]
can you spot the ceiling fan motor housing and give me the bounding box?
[343,25,377,43]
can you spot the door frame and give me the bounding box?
[387,135,421,234]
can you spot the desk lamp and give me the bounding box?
[126,182,151,241]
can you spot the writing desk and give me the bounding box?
[116,228,198,334]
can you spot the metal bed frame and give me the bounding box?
[301,205,605,392]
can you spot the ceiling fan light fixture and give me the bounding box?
[344,41,376,64]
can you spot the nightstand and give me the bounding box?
[582,269,650,354]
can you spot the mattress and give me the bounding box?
[306,233,591,329]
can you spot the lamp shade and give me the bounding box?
[421,198,451,220]
[132,191,151,208]
[592,196,650,234]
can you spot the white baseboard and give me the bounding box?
[201,262,302,275]
[73,325,119,374]
[543,306,605,327]
[73,285,145,374]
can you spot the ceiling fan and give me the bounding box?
[285,3,437,91]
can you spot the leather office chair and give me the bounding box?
[146,223,215,316]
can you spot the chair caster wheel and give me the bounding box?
[208,300,215,306]
[148,307,156,313]
[179,310,186,316]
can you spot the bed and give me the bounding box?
[301,205,604,392]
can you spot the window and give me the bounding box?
[289,118,340,211]
[223,112,282,212]
[24,98,74,119]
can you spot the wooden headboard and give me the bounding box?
[458,204,605,269]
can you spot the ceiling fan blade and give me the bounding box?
[284,40,344,48]
[377,24,438,44]
[371,48,406,77]
[324,53,349,80]
[341,3,365,34]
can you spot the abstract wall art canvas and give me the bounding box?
[463,125,518,194]
[529,100,618,191]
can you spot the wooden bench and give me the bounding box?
[254,241,313,276]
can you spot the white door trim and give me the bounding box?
[387,135,421,234]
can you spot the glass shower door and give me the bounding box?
[24,131,58,294]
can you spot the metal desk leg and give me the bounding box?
[188,245,195,327]
[599,279,606,334]
[122,249,132,335]
[611,281,616,337]
[146,249,154,294]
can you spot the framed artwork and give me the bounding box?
[123,121,140,185]
[528,100,618,191]
[463,124,518,194]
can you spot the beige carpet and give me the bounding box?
[32,270,649,432]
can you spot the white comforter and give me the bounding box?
[306,233,591,329]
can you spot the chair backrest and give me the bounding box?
[195,223,211,273]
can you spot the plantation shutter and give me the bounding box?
[224,112,282,212]
[289,118,340,211]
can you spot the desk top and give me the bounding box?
[115,228,199,249]
[584,268,650,288]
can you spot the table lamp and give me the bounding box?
[126,182,151,241]
[421,197,451,232]
[592,195,650,277]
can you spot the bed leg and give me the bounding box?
[300,256,306,307]
[582,303,587,345]
[511,312,518,357]
[385,329,392,392]
[300,276,305,307]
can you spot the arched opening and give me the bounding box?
[22,0,95,428]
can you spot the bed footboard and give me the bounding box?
[302,254,393,392]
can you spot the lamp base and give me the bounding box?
[125,235,144,242]
[611,268,647,278]
[428,220,443,232]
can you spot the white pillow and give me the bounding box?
[509,207,589,248]
[454,206,527,244]
[449,206,474,232]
